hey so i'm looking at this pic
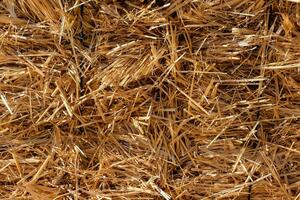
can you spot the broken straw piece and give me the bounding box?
[0,92,13,114]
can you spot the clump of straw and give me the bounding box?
[0,0,299,199]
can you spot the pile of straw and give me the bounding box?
[0,0,299,199]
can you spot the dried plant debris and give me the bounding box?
[0,0,300,199]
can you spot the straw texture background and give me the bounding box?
[0,0,299,199]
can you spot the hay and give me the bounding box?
[0,0,299,199]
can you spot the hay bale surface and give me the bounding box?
[0,0,299,199]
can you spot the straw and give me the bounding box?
[0,0,299,199]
